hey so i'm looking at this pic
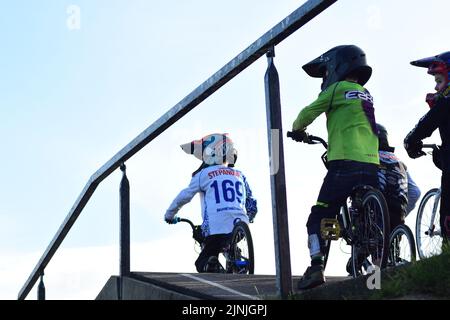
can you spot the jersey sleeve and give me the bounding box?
[164,173,201,221]
[243,175,258,216]
[406,171,421,215]
[292,83,336,131]
[405,97,450,144]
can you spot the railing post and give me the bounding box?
[37,271,45,300]
[264,47,293,299]
[119,163,130,299]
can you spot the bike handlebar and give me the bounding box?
[176,217,195,230]
[422,144,438,150]
[175,216,253,228]
[308,135,328,149]
[422,144,438,156]
[287,131,328,149]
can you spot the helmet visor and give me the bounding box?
[180,133,235,164]
[411,56,437,68]
[302,55,327,78]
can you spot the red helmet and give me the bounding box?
[411,51,450,107]
[411,52,450,73]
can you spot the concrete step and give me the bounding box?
[96,272,347,300]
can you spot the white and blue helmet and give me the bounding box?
[180,133,237,165]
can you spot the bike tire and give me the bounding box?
[351,187,390,277]
[323,240,331,270]
[415,188,442,259]
[227,221,254,274]
[388,224,416,267]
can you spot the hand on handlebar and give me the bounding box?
[165,216,179,224]
[287,130,311,143]
[404,140,426,159]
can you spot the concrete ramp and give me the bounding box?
[96,272,348,300]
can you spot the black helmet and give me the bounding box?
[303,45,372,90]
[411,51,450,71]
[376,123,395,152]
[411,52,450,93]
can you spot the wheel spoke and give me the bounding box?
[417,190,442,259]
[352,190,388,276]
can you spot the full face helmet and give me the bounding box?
[376,123,395,152]
[180,133,237,166]
[303,45,372,90]
[411,51,450,107]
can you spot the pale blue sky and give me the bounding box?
[1,0,448,299]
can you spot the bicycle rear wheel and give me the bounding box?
[227,221,254,274]
[388,224,416,267]
[416,188,442,259]
[323,240,332,270]
[351,187,390,277]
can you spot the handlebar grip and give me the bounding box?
[168,217,179,224]
[287,130,308,142]
[422,144,437,150]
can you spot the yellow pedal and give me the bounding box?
[320,218,341,240]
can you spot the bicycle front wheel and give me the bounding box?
[351,187,390,277]
[388,224,416,267]
[227,221,254,274]
[416,188,442,259]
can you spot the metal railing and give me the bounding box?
[18,0,338,300]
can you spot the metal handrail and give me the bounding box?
[18,0,337,300]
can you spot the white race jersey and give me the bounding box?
[165,165,256,236]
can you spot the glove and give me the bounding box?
[165,216,179,224]
[289,130,310,143]
[404,140,426,159]
[426,93,437,108]
[432,146,443,170]
[248,212,256,223]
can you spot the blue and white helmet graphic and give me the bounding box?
[180,133,237,165]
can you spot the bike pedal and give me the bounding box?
[320,218,341,240]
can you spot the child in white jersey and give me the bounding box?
[164,133,258,272]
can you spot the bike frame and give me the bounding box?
[427,188,442,237]
[177,217,253,273]
[422,144,442,237]
[340,205,352,241]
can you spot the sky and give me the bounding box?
[0,0,448,299]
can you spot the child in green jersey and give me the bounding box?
[290,45,380,290]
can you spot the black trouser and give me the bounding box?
[195,233,231,273]
[306,160,379,255]
[440,170,450,240]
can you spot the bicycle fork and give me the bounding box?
[427,189,442,237]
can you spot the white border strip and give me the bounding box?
[180,274,261,300]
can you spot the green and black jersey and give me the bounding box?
[293,81,379,165]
